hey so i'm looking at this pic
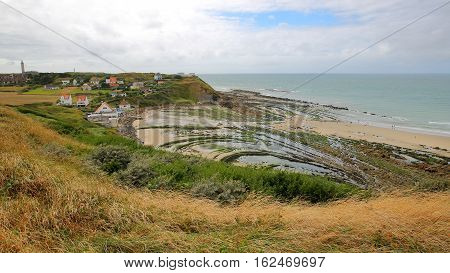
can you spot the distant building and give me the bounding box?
[117,80,124,85]
[89,77,100,85]
[109,76,118,87]
[94,102,114,114]
[76,95,89,107]
[44,84,59,90]
[176,72,195,78]
[59,94,72,106]
[118,99,131,111]
[60,78,71,85]
[21,60,25,74]
[131,82,144,90]
[81,83,92,91]
[0,74,26,85]
[72,79,79,86]
[0,61,28,85]
[154,73,163,81]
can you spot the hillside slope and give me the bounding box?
[0,106,449,252]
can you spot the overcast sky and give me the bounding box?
[0,0,449,73]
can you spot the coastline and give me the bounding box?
[274,115,450,158]
[227,89,450,158]
[211,85,450,138]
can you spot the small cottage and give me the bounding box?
[60,78,71,85]
[109,76,118,87]
[154,73,163,81]
[89,77,100,85]
[118,99,131,111]
[94,102,114,114]
[76,95,89,107]
[59,94,72,106]
[81,83,92,91]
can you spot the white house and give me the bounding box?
[76,95,89,107]
[117,80,124,84]
[60,78,71,85]
[81,83,92,91]
[154,73,163,81]
[94,102,114,114]
[118,99,131,111]
[72,79,78,86]
[59,94,72,106]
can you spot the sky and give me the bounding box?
[0,0,449,74]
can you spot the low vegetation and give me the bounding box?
[0,93,57,105]
[0,74,448,253]
[16,103,355,202]
[0,105,449,252]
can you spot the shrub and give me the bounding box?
[42,143,71,159]
[262,171,354,203]
[117,159,156,188]
[416,179,449,192]
[91,145,131,174]
[191,179,248,204]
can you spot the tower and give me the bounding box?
[20,60,25,74]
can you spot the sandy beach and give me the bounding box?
[273,115,450,157]
[307,120,450,157]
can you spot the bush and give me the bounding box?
[191,179,248,204]
[91,145,131,174]
[117,159,156,187]
[42,143,71,159]
[416,179,449,192]
[262,171,354,203]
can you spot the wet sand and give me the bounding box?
[306,120,450,157]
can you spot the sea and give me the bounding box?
[199,74,450,137]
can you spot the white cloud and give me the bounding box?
[0,0,449,73]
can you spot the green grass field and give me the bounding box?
[24,87,110,95]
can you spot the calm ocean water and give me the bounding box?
[200,74,450,136]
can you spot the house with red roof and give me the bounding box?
[76,95,89,107]
[59,94,72,106]
[108,76,118,87]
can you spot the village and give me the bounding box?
[0,61,201,126]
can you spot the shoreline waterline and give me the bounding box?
[200,74,450,138]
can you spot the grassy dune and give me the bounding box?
[0,106,449,252]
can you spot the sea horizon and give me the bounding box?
[200,73,450,137]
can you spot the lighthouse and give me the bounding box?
[21,60,25,74]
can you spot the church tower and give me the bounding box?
[21,60,25,74]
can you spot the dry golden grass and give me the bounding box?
[0,106,449,252]
[0,93,57,105]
